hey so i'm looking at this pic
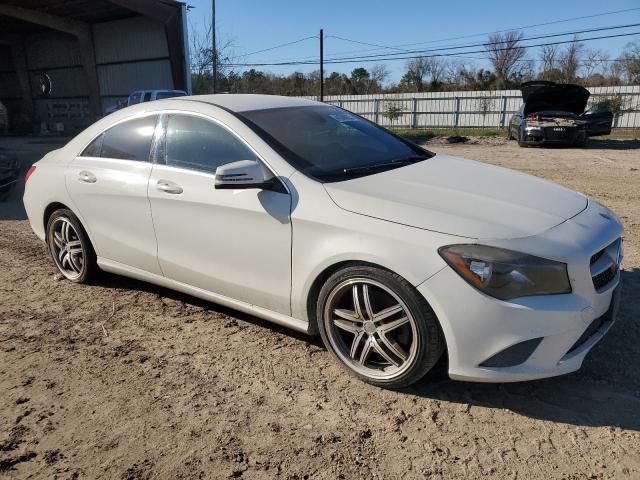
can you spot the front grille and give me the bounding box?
[544,126,574,139]
[566,289,617,354]
[590,250,604,265]
[592,266,617,290]
[590,238,621,291]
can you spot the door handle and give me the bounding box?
[156,179,183,194]
[78,171,97,183]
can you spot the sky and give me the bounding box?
[185,0,640,83]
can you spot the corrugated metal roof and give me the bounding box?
[0,0,184,33]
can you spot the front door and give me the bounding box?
[147,113,292,315]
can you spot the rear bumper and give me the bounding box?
[418,200,623,383]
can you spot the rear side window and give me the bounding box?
[164,114,256,173]
[143,92,152,102]
[81,115,158,161]
[81,133,103,157]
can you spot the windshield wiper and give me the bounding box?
[341,154,427,175]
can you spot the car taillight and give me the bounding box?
[25,165,36,183]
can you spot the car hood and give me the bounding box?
[323,154,588,239]
[521,81,590,116]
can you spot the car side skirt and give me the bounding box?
[97,257,310,334]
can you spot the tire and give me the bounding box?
[517,128,528,148]
[316,265,444,389]
[506,127,513,140]
[46,209,96,283]
[576,135,588,148]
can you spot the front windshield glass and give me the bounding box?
[240,105,431,182]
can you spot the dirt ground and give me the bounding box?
[1,137,639,479]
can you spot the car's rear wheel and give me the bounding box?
[317,265,444,388]
[46,209,96,283]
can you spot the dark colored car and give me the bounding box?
[508,81,613,147]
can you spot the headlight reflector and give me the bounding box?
[438,244,571,300]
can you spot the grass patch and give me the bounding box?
[391,128,504,139]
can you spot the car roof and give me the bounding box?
[176,94,321,112]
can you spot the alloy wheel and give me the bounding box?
[323,278,419,380]
[49,217,85,280]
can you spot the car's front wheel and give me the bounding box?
[317,265,444,388]
[517,128,528,147]
[46,209,96,283]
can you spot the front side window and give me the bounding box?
[143,92,152,102]
[164,114,257,174]
[240,105,430,182]
[82,115,157,161]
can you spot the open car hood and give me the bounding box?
[521,81,590,116]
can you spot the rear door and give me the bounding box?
[65,114,162,274]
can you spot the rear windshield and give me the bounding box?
[240,105,430,182]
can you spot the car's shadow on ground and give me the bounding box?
[97,267,640,432]
[97,271,318,346]
[586,139,640,150]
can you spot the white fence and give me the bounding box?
[304,85,640,129]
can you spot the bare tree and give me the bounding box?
[485,31,526,89]
[403,56,431,91]
[558,37,584,83]
[539,44,559,73]
[189,18,235,93]
[366,64,390,93]
[616,42,640,84]
[582,48,609,79]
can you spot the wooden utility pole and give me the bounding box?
[319,28,324,102]
[212,0,216,93]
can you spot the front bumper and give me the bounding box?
[522,126,586,146]
[418,200,623,382]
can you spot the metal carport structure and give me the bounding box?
[0,0,190,133]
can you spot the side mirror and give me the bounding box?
[215,160,274,190]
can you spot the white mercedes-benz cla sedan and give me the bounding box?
[23,95,624,388]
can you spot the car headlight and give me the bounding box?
[438,244,571,300]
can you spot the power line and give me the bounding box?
[219,30,640,67]
[325,35,412,53]
[322,23,640,63]
[237,22,639,67]
[321,7,640,58]
[241,35,318,57]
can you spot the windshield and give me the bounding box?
[240,105,431,182]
